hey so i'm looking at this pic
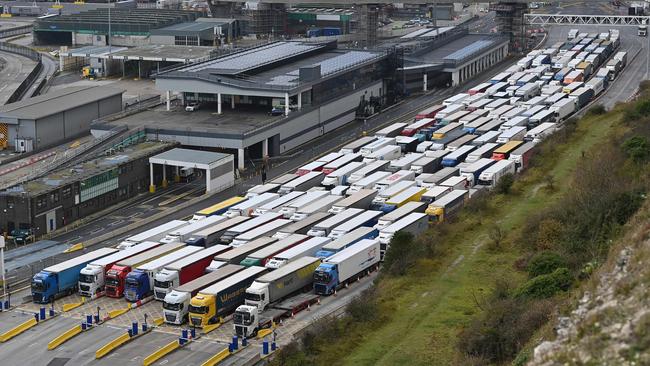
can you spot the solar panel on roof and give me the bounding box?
[181,42,320,73]
[444,40,494,61]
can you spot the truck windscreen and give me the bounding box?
[163,302,182,311]
[154,280,171,288]
[79,274,94,283]
[188,305,208,314]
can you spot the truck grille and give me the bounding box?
[190,317,201,327]
[79,284,90,292]
[125,291,136,301]
[33,293,42,303]
[165,313,177,323]
[155,291,166,300]
[314,284,327,295]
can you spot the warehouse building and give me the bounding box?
[0,140,176,236]
[150,19,239,46]
[93,40,400,170]
[0,86,124,152]
[33,8,201,46]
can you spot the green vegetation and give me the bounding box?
[271,85,650,366]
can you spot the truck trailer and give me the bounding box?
[239,234,310,267]
[188,266,268,327]
[184,216,249,247]
[32,247,117,303]
[124,246,202,302]
[313,239,381,295]
[117,220,187,249]
[207,237,277,271]
[153,245,231,301]
[78,241,160,298]
[105,243,186,298]
[162,264,244,325]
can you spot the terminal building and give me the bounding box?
[396,28,509,92]
[0,139,175,236]
[93,40,400,170]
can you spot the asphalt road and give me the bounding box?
[0,50,36,104]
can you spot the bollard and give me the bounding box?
[272,341,277,352]
[94,314,100,324]
[5,300,9,309]
[49,308,55,317]
[0,300,3,311]
[228,343,234,353]
[86,315,93,325]
[142,323,148,332]
[181,329,188,340]
[34,313,39,322]
[232,335,239,351]
[242,337,248,347]
[190,328,196,339]
[128,329,133,337]
[81,322,87,330]
[262,340,269,355]
[179,337,186,346]
[131,322,138,336]
[40,307,46,320]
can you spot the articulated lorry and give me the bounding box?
[206,237,277,271]
[32,247,117,303]
[124,246,202,302]
[162,264,244,325]
[273,212,331,239]
[160,215,225,244]
[265,237,331,269]
[78,241,160,297]
[239,234,309,267]
[184,216,249,247]
[234,256,321,337]
[153,245,231,301]
[313,239,380,296]
[314,226,377,259]
[219,212,283,244]
[105,243,186,298]
[117,220,187,250]
[188,266,268,327]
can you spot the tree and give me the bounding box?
[622,136,650,163]
[382,231,421,276]
[526,251,567,278]
[494,173,515,194]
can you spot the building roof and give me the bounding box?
[0,86,125,120]
[150,20,229,36]
[150,148,231,168]
[3,141,174,196]
[61,45,215,63]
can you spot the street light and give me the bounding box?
[0,236,6,311]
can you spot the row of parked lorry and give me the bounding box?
[29,27,623,339]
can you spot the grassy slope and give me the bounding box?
[337,110,621,366]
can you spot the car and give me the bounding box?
[185,102,200,112]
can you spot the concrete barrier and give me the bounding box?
[47,324,82,350]
[201,348,230,366]
[143,340,179,366]
[95,333,130,359]
[0,317,38,342]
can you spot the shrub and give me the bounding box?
[347,287,380,323]
[458,298,553,363]
[622,136,650,163]
[587,104,606,116]
[515,268,573,299]
[494,173,515,194]
[382,231,422,276]
[526,251,567,277]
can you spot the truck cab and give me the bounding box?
[31,271,57,303]
[153,268,178,300]
[188,294,216,327]
[313,263,338,295]
[233,305,262,338]
[124,270,151,302]
[78,266,104,297]
[163,290,191,325]
[244,281,269,311]
[105,265,130,297]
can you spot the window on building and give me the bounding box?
[62,186,72,198]
[36,195,47,209]
[50,191,59,204]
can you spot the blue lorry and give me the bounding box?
[31,247,117,303]
[313,239,381,295]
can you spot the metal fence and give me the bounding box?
[0,24,32,39]
[0,41,43,104]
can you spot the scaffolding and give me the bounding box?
[490,1,528,53]
[355,4,378,47]
[247,3,286,37]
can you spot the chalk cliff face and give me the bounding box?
[530,209,650,366]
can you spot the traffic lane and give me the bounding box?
[0,309,32,334]
[0,316,80,365]
[46,324,126,366]
[0,51,36,105]
[93,330,177,366]
[153,338,230,366]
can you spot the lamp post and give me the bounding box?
[0,236,6,311]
